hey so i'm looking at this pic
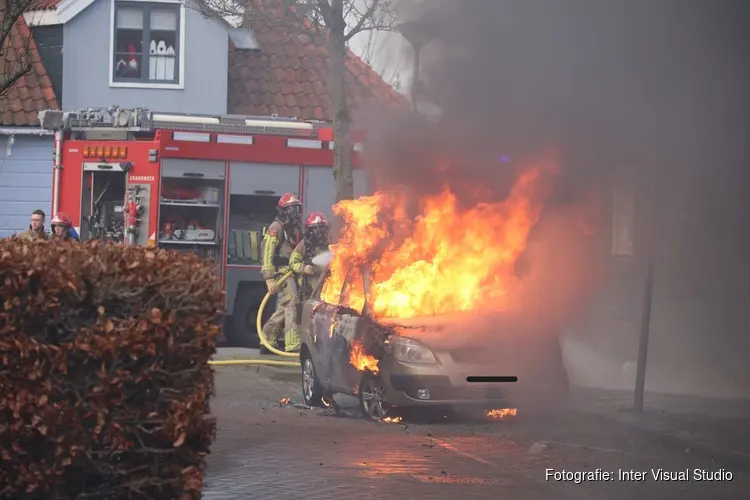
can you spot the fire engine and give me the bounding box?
[37,106,367,347]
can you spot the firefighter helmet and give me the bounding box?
[51,212,72,227]
[305,212,328,228]
[276,192,302,227]
[278,193,301,208]
[305,211,330,248]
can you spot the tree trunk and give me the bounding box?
[328,5,354,205]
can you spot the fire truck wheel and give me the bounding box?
[229,287,270,348]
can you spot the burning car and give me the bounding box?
[299,165,570,419]
[299,261,569,419]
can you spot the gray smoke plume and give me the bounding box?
[355,0,750,398]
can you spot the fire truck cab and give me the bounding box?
[38,106,367,347]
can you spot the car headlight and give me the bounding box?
[390,337,437,364]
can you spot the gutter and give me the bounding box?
[0,127,54,136]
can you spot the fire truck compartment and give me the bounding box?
[227,162,301,266]
[158,161,225,266]
[80,165,128,243]
[227,194,277,265]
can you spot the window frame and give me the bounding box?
[108,0,186,90]
[315,266,371,312]
[313,269,330,301]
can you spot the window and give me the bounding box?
[112,1,182,85]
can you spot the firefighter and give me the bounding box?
[260,193,303,353]
[50,212,80,242]
[19,209,49,240]
[290,212,331,303]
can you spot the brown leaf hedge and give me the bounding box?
[0,238,223,499]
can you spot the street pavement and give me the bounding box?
[203,353,749,500]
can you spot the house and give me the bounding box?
[0,0,407,236]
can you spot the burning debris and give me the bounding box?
[486,408,518,420]
[277,398,314,410]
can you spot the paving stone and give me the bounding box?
[204,367,750,500]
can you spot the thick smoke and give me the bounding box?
[355,0,750,398]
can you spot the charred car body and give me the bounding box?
[300,261,569,419]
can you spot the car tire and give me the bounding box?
[301,352,325,407]
[359,372,391,420]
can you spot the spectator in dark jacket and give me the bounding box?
[19,209,49,240]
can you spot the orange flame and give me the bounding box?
[322,166,553,318]
[349,340,379,373]
[486,408,518,419]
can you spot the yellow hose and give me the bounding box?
[210,359,298,367]
[255,271,299,359]
[209,270,299,368]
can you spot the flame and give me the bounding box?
[279,398,291,406]
[321,166,553,318]
[382,416,402,423]
[350,340,379,373]
[486,408,518,419]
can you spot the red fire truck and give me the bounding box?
[38,106,367,347]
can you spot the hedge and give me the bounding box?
[0,238,222,499]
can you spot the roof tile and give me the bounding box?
[0,15,59,127]
[228,1,408,121]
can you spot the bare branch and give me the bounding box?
[1,0,41,96]
[344,0,381,41]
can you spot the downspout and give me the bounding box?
[52,130,63,215]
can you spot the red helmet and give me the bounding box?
[278,193,301,208]
[51,211,72,226]
[305,212,328,228]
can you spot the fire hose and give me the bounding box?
[209,270,299,368]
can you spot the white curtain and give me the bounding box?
[116,7,143,30]
[151,9,178,31]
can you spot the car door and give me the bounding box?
[301,267,339,388]
[329,266,368,392]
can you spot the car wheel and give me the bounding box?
[301,353,325,407]
[359,372,391,420]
